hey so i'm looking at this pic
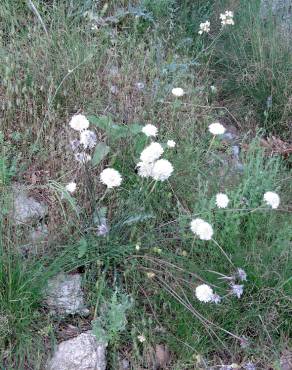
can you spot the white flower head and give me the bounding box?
[65,182,77,193]
[136,161,154,178]
[231,284,244,298]
[264,191,280,209]
[216,193,229,208]
[220,10,234,26]
[135,82,145,90]
[190,218,213,240]
[171,87,184,97]
[137,334,146,343]
[198,20,210,35]
[142,124,158,137]
[190,218,205,234]
[80,130,97,149]
[208,122,226,135]
[100,168,122,188]
[167,140,176,148]
[69,114,89,131]
[140,142,164,163]
[151,159,173,181]
[75,152,91,163]
[195,284,214,303]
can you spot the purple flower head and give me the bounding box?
[231,284,244,298]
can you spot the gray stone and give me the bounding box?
[11,185,48,225]
[46,273,89,316]
[260,0,292,34]
[47,332,107,370]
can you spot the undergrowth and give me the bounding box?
[0,0,291,369]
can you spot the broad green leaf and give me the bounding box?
[77,238,87,258]
[92,142,110,167]
[88,115,112,131]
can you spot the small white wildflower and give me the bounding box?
[136,161,154,178]
[198,20,210,35]
[237,268,247,281]
[151,159,173,181]
[220,10,234,26]
[195,284,214,303]
[146,272,155,278]
[80,129,97,149]
[208,122,226,135]
[74,152,91,163]
[69,114,89,131]
[231,284,244,298]
[140,142,164,163]
[171,87,184,97]
[100,168,123,188]
[216,193,229,208]
[210,85,217,94]
[167,140,176,148]
[65,182,77,193]
[190,218,213,241]
[142,124,158,137]
[137,334,146,343]
[135,82,145,90]
[135,244,140,251]
[264,191,280,209]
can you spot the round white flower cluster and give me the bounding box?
[142,124,158,138]
[140,142,164,163]
[220,10,234,26]
[100,168,123,189]
[190,218,214,240]
[137,131,174,182]
[264,191,280,209]
[65,182,77,193]
[195,284,220,303]
[152,159,174,181]
[167,140,176,148]
[171,87,184,97]
[216,193,229,208]
[69,113,97,164]
[69,114,89,131]
[198,21,210,35]
[208,122,226,135]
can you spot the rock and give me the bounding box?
[260,0,292,35]
[45,273,89,316]
[280,349,292,370]
[11,185,48,225]
[155,344,170,369]
[47,332,107,370]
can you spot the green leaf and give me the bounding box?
[128,123,142,135]
[88,115,112,131]
[88,115,142,141]
[92,142,110,167]
[77,238,87,258]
